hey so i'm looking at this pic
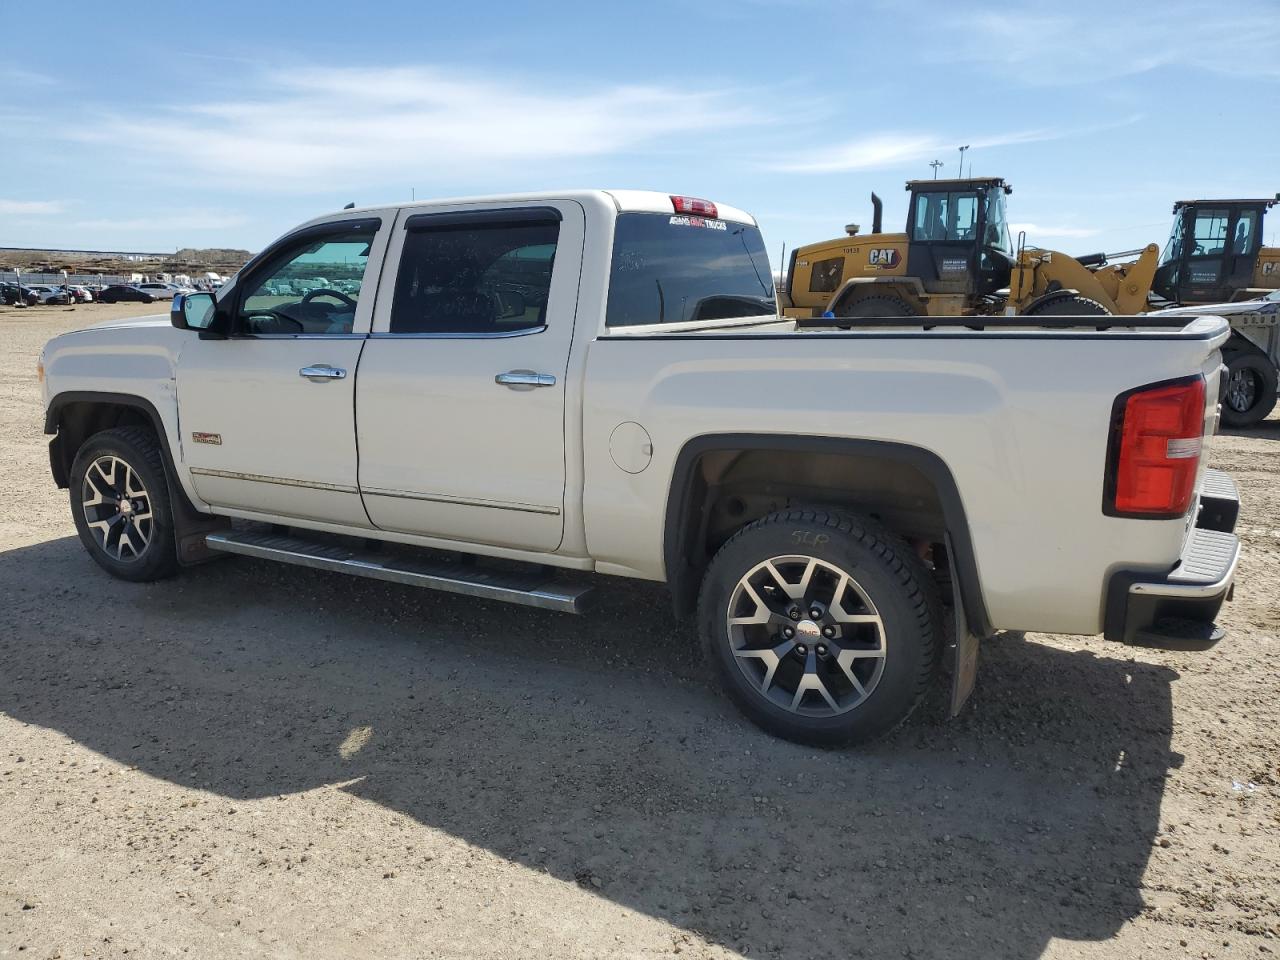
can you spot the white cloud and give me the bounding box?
[0,199,65,215]
[69,211,250,233]
[74,66,759,189]
[946,6,1280,83]
[0,66,55,87]
[768,128,1056,174]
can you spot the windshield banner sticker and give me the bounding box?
[670,215,728,231]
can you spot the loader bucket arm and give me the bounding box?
[1010,244,1160,314]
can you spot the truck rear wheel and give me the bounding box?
[69,426,179,582]
[697,509,942,746]
[1221,350,1278,428]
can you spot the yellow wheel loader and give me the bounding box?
[782,180,1279,320]
[1150,197,1280,305]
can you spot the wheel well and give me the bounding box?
[47,400,155,488]
[664,436,991,636]
[1224,330,1268,358]
[830,282,925,314]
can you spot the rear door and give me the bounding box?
[356,201,585,551]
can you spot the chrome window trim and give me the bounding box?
[232,333,370,340]
[369,325,547,341]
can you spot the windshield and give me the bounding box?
[911,191,978,242]
[983,187,1014,257]
[605,213,775,326]
[1160,214,1183,266]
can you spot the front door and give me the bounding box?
[1182,206,1231,303]
[356,201,584,552]
[176,216,388,527]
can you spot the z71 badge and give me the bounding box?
[191,432,222,445]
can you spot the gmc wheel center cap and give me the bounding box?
[796,620,821,639]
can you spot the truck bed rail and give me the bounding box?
[793,314,1197,330]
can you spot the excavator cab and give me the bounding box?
[904,177,1015,297]
[1152,197,1278,304]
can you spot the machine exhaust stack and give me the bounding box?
[871,192,883,234]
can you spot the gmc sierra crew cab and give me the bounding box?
[39,189,1242,746]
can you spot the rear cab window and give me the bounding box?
[605,213,775,327]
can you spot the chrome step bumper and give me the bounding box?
[1103,470,1241,650]
[205,531,594,614]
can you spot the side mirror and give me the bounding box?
[172,292,222,336]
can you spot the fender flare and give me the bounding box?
[44,390,226,565]
[662,433,993,639]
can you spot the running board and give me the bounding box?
[204,531,593,614]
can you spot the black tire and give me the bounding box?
[835,294,919,318]
[697,509,942,746]
[69,426,179,582]
[1022,294,1110,316]
[1220,350,1278,428]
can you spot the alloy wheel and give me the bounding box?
[81,455,154,562]
[1226,367,1259,414]
[725,555,886,716]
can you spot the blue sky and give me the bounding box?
[2,0,1278,265]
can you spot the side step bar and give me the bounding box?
[205,531,594,614]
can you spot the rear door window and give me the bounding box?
[390,215,560,335]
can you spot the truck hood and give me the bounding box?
[88,313,171,330]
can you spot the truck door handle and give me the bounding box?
[299,364,346,381]
[495,370,556,389]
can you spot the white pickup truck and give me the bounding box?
[39,190,1242,745]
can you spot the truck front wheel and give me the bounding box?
[69,426,179,582]
[698,509,942,746]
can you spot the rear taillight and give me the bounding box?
[1105,377,1205,518]
[670,195,718,218]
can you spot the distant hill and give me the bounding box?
[174,247,252,262]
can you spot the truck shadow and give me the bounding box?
[0,536,1179,959]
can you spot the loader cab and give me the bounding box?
[1153,197,1277,304]
[905,177,1015,297]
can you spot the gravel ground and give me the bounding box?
[2,302,1277,960]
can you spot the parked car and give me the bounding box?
[38,189,1242,747]
[1,283,40,306]
[135,282,179,300]
[67,285,94,303]
[27,284,72,305]
[95,285,157,304]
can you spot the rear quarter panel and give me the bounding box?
[581,322,1228,636]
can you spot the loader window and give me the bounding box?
[912,191,979,243]
[1191,208,1230,257]
[1232,211,1259,256]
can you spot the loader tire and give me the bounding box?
[835,294,919,319]
[1022,294,1110,316]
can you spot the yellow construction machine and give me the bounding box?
[782,179,1279,319]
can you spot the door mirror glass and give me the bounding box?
[173,292,216,330]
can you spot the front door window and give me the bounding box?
[238,233,372,335]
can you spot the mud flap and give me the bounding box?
[946,532,980,716]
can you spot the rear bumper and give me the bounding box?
[1103,469,1241,650]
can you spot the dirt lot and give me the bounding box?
[1,302,1277,960]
